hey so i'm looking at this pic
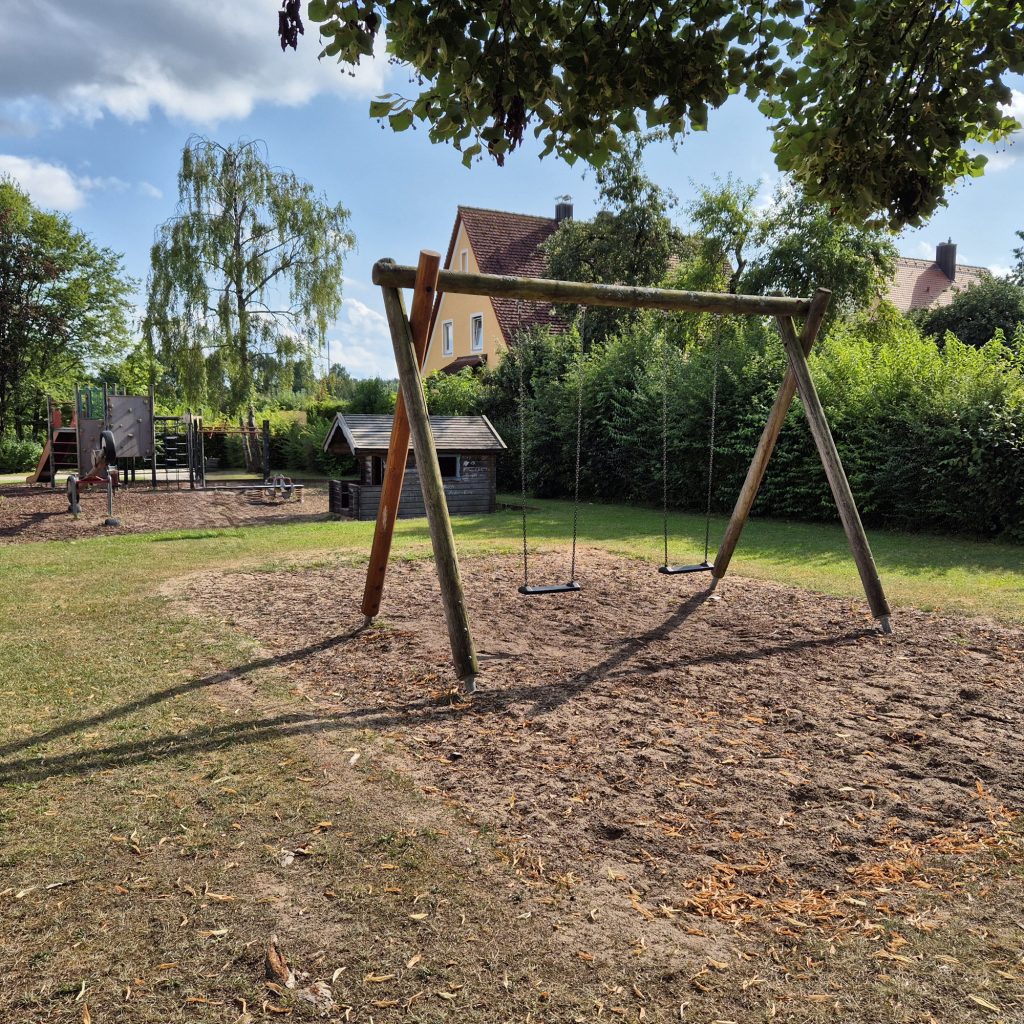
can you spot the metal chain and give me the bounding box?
[703,325,721,564]
[569,328,584,583]
[661,332,670,568]
[517,348,530,589]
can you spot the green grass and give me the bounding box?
[6,494,1018,621]
[1,498,1022,1020]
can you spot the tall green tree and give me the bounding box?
[0,179,133,438]
[545,143,691,345]
[743,182,898,318]
[145,137,355,462]
[916,275,1024,350]
[300,0,1023,228]
[1011,230,1024,287]
[683,177,897,323]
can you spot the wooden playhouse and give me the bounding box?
[324,413,506,520]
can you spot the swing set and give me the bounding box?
[359,250,892,692]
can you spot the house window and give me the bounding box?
[370,456,384,485]
[470,314,483,352]
[442,320,454,356]
[460,249,468,272]
[438,455,461,479]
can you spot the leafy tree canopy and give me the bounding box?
[304,0,1023,228]
[1012,230,1024,287]
[915,274,1024,349]
[680,177,898,323]
[0,178,133,438]
[545,143,692,345]
[145,137,355,417]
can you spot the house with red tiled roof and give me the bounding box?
[423,203,571,375]
[885,240,989,314]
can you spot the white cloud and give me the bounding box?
[989,263,1012,278]
[0,154,157,211]
[79,174,130,192]
[984,150,1017,173]
[1002,90,1024,126]
[0,0,388,131]
[138,181,163,200]
[0,154,85,210]
[914,239,934,259]
[753,172,781,215]
[327,297,396,378]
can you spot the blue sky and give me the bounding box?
[2,1,1022,378]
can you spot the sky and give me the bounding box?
[1,1,1022,379]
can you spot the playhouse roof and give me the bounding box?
[323,413,506,457]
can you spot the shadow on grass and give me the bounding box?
[0,599,874,787]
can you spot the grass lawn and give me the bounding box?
[1,499,1022,1021]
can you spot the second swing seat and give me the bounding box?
[659,561,714,576]
[518,582,582,595]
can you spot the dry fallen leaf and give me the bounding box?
[406,954,422,969]
[967,995,1001,1013]
[265,936,296,989]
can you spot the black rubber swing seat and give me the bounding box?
[518,582,582,596]
[659,561,714,576]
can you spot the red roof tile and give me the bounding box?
[886,256,989,313]
[439,206,570,344]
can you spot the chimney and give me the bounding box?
[936,239,957,281]
[555,199,573,224]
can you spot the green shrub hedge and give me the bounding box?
[482,307,1024,539]
[0,434,43,474]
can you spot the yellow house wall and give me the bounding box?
[422,222,507,375]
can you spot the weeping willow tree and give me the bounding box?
[145,137,354,467]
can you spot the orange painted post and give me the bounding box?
[361,249,441,621]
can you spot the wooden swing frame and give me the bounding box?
[362,249,892,692]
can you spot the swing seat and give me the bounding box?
[519,582,582,596]
[659,561,714,576]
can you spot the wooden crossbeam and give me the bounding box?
[372,259,812,318]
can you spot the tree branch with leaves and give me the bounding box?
[294,0,1023,229]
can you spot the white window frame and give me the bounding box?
[442,319,454,356]
[460,249,469,272]
[470,313,484,352]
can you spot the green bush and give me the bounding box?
[487,307,1024,539]
[0,434,43,474]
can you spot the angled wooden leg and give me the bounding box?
[361,250,441,622]
[776,315,892,631]
[381,283,479,689]
[713,288,832,581]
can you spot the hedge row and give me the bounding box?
[477,307,1024,539]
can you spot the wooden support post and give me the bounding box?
[776,315,892,630]
[381,280,479,689]
[361,250,441,621]
[713,288,831,583]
